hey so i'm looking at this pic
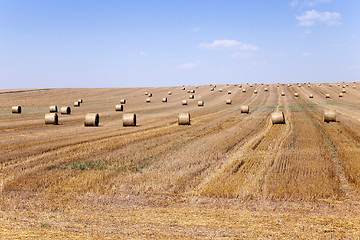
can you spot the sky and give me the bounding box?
[0,0,359,88]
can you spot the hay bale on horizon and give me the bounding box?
[49,105,58,113]
[271,111,285,124]
[115,104,123,111]
[12,106,21,114]
[84,113,99,127]
[241,105,249,113]
[45,113,58,125]
[123,113,136,127]
[60,106,71,114]
[324,110,336,123]
[178,112,190,125]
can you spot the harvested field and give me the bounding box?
[1,83,360,239]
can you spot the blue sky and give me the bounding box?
[0,0,359,88]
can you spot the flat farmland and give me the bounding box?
[1,83,360,239]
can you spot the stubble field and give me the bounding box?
[1,83,360,239]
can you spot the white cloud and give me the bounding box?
[296,9,341,26]
[291,0,331,8]
[299,29,312,38]
[192,27,200,32]
[330,44,342,48]
[348,65,360,70]
[198,40,259,51]
[302,52,311,56]
[252,61,267,66]
[230,52,256,58]
[177,61,201,69]
[139,51,150,56]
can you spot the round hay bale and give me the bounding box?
[190,90,195,93]
[115,104,123,111]
[49,105,58,113]
[308,84,311,87]
[219,89,223,92]
[187,90,191,93]
[338,93,343,97]
[298,84,301,87]
[294,93,299,97]
[60,106,71,114]
[342,85,345,88]
[325,94,330,98]
[353,86,356,89]
[318,84,322,86]
[226,83,229,86]
[146,98,151,103]
[12,106,21,114]
[254,90,258,94]
[145,92,148,95]
[182,87,185,90]
[309,94,313,98]
[239,85,242,88]
[242,88,246,92]
[148,93,153,97]
[324,110,336,122]
[329,84,332,87]
[287,84,291,87]
[346,83,349,86]
[84,113,99,126]
[123,113,136,127]
[342,89,346,93]
[120,99,126,104]
[337,84,340,86]
[250,84,253,87]
[226,99,232,104]
[240,105,249,113]
[210,88,214,91]
[271,111,285,124]
[264,88,268,92]
[182,100,187,105]
[189,95,194,99]
[162,97,167,102]
[196,86,199,89]
[178,112,190,125]
[74,101,80,107]
[168,91,172,95]
[197,100,204,106]
[45,113,58,125]
[228,91,231,94]
[78,99,83,103]
[281,92,285,96]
